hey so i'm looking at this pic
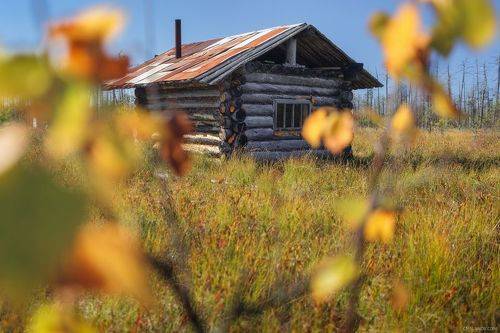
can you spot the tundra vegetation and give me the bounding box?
[0,1,498,332]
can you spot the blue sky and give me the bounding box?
[0,0,498,88]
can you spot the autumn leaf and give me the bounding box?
[364,209,397,243]
[45,82,92,158]
[0,55,52,99]
[311,256,359,303]
[115,108,162,141]
[0,124,29,175]
[323,110,354,154]
[28,303,96,333]
[58,223,151,303]
[334,197,369,229]
[49,6,129,82]
[425,78,460,118]
[302,107,354,154]
[159,113,193,176]
[427,0,496,54]
[391,104,416,141]
[302,108,328,148]
[376,3,429,78]
[459,0,496,49]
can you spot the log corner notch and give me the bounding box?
[218,71,248,157]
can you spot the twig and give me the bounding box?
[344,130,391,332]
[148,255,206,333]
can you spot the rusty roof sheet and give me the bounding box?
[105,23,382,90]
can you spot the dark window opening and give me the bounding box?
[274,100,311,131]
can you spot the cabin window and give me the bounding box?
[273,100,311,131]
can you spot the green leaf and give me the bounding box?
[0,164,88,299]
[0,55,53,99]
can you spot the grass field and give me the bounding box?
[3,128,499,332]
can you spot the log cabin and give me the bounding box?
[104,22,382,159]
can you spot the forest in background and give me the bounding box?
[355,56,500,128]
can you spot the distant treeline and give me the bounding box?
[355,57,500,129]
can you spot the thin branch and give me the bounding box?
[148,255,206,333]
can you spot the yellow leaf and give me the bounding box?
[334,197,369,230]
[115,108,162,141]
[364,209,396,243]
[302,108,328,148]
[391,104,415,139]
[323,110,354,154]
[58,223,151,303]
[369,12,390,40]
[28,303,96,333]
[45,82,92,158]
[311,256,358,303]
[0,123,28,175]
[380,3,429,77]
[0,55,52,99]
[432,84,459,119]
[86,125,139,183]
[459,0,496,48]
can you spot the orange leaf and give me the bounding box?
[58,223,150,303]
[49,7,129,82]
[160,113,193,176]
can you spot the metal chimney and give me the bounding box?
[175,19,182,58]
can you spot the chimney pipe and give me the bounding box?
[175,19,182,59]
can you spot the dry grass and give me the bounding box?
[6,128,500,332]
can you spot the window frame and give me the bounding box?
[273,99,312,131]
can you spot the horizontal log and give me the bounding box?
[184,134,222,146]
[183,143,221,157]
[244,72,343,89]
[249,149,332,161]
[241,82,340,97]
[188,112,220,122]
[242,104,274,116]
[245,139,310,151]
[242,93,339,106]
[148,89,219,99]
[195,125,220,134]
[245,128,275,140]
[245,62,343,78]
[245,128,305,141]
[245,116,273,128]
[146,101,220,110]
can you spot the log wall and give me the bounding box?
[136,61,355,159]
[135,84,225,157]
[238,61,354,158]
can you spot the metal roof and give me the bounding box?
[104,23,382,90]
